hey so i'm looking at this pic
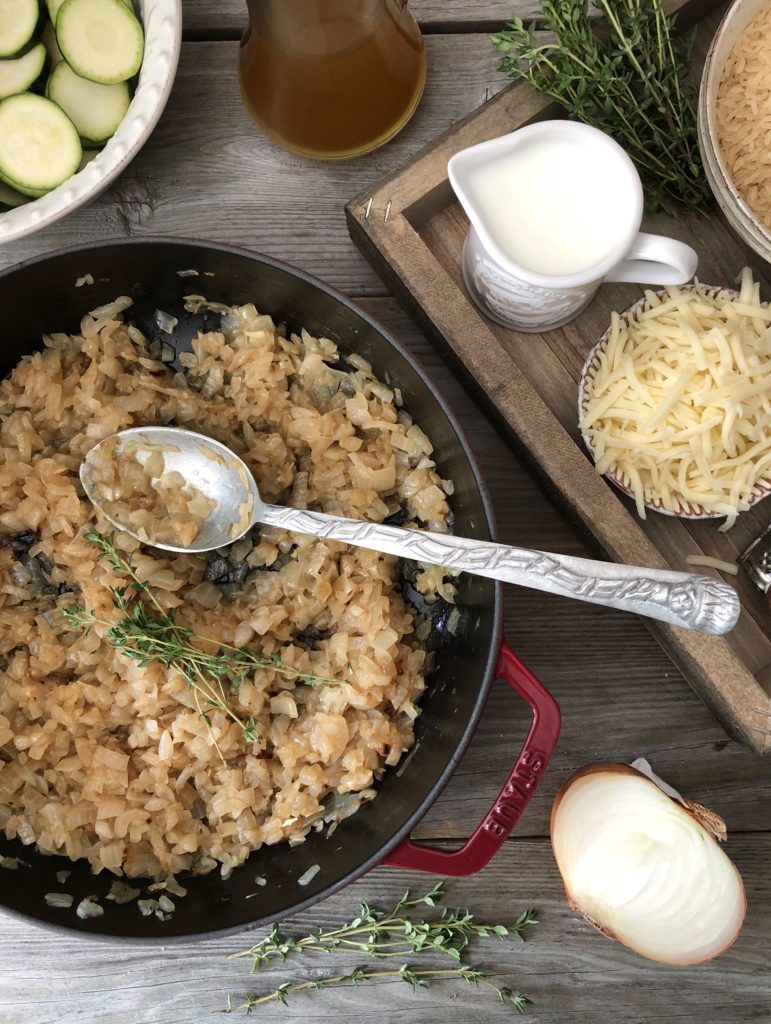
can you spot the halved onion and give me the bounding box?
[551,763,746,965]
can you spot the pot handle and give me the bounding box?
[381,643,560,876]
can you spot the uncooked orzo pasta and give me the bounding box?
[0,296,455,882]
[716,4,771,230]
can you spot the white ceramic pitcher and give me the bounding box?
[448,121,698,332]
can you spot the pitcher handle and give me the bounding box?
[605,231,698,286]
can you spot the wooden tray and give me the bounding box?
[346,0,771,754]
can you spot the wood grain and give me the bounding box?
[355,303,771,842]
[182,0,521,37]
[1,299,767,1024]
[1,833,767,1024]
[1,3,770,1023]
[0,37,508,296]
[346,0,771,755]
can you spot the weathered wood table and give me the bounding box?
[1,3,769,1022]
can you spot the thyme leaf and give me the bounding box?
[62,529,343,761]
[231,882,537,967]
[227,883,537,1012]
[491,0,711,211]
[229,965,532,1012]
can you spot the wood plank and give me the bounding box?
[1,834,767,1024]
[0,37,508,297]
[346,0,771,756]
[356,300,771,841]
[351,195,769,755]
[182,0,520,38]
[179,0,711,42]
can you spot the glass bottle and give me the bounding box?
[238,0,426,160]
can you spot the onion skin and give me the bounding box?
[551,762,747,965]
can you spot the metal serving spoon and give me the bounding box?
[80,427,741,636]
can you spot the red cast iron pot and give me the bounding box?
[0,239,560,939]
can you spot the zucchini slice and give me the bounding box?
[0,42,46,100]
[41,21,64,66]
[0,0,40,59]
[47,60,130,144]
[48,0,128,18]
[78,149,99,171]
[46,0,66,22]
[0,93,82,196]
[0,180,29,210]
[56,0,144,84]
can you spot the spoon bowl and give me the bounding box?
[80,427,264,553]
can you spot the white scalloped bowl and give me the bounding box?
[0,0,182,245]
[698,0,771,266]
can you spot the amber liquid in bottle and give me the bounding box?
[238,0,426,159]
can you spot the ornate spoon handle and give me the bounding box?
[259,505,740,636]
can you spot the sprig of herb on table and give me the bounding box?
[491,0,711,212]
[227,966,532,1012]
[226,882,537,1012]
[61,529,341,759]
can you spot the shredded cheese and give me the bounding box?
[684,555,739,575]
[580,270,771,531]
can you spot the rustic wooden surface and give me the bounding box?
[345,0,771,757]
[1,3,769,1023]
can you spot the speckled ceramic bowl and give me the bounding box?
[578,286,771,521]
[698,0,771,265]
[0,0,181,245]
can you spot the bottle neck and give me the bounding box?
[247,0,388,55]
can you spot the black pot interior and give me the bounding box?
[0,240,499,938]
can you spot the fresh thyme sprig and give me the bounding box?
[61,529,342,757]
[227,964,532,1013]
[227,883,537,1013]
[491,0,711,212]
[231,881,537,968]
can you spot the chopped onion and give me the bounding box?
[0,855,29,870]
[106,880,141,904]
[44,893,74,908]
[76,896,104,920]
[154,309,178,335]
[298,863,320,886]
[551,763,746,965]
[89,296,132,319]
[163,876,188,898]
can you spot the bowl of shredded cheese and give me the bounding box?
[578,270,771,532]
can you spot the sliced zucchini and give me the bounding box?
[0,180,28,210]
[47,60,130,144]
[0,93,82,196]
[46,0,67,22]
[0,42,46,99]
[78,148,99,171]
[56,0,144,84]
[0,0,40,59]
[41,21,63,66]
